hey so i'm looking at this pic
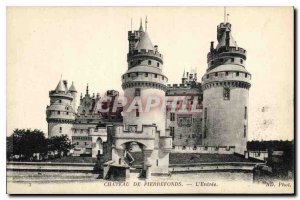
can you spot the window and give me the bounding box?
[162,76,164,80]
[236,72,239,76]
[157,62,160,67]
[156,160,158,166]
[245,73,248,78]
[215,72,218,77]
[145,73,148,77]
[59,127,62,133]
[77,142,79,145]
[155,74,157,78]
[59,100,62,103]
[225,71,229,76]
[135,88,141,96]
[206,74,209,79]
[231,58,234,62]
[138,60,142,64]
[180,134,182,139]
[66,112,69,115]
[223,87,230,100]
[136,108,139,117]
[170,113,175,121]
[58,111,60,115]
[244,125,247,137]
[244,106,247,119]
[80,129,83,133]
[74,130,77,133]
[170,127,175,140]
[240,59,243,64]
[84,142,87,146]
[148,60,151,65]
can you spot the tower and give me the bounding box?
[201,20,251,154]
[111,19,172,179]
[69,81,77,110]
[46,79,76,139]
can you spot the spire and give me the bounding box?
[86,84,89,95]
[69,81,77,92]
[145,16,148,31]
[183,68,186,78]
[55,79,66,93]
[135,31,154,51]
[139,18,144,32]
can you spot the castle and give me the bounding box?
[46,17,251,178]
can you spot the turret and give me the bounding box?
[46,79,75,139]
[201,18,251,154]
[69,81,77,111]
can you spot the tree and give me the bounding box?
[7,129,48,160]
[48,135,74,157]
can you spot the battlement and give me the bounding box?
[172,145,236,154]
[167,82,201,90]
[49,91,73,100]
[208,46,247,61]
[128,49,163,60]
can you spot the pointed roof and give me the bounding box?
[69,81,77,92]
[135,31,154,51]
[139,18,144,32]
[55,79,66,93]
[216,31,238,49]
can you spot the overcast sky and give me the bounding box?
[7,7,294,140]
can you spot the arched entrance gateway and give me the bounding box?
[110,125,172,180]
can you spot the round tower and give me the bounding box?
[46,79,76,139]
[201,22,251,154]
[69,81,77,111]
[122,21,168,134]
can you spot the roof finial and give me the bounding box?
[139,18,143,31]
[145,16,148,31]
[224,6,226,23]
[86,83,89,95]
[227,13,229,23]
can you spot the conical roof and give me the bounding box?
[135,31,154,51]
[69,81,77,92]
[216,32,238,49]
[55,79,66,92]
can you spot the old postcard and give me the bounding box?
[6,7,294,194]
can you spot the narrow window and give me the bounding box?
[145,73,148,77]
[77,142,79,145]
[162,76,164,80]
[236,72,239,76]
[57,111,60,115]
[215,72,218,77]
[138,60,141,64]
[245,73,248,78]
[148,60,151,65]
[135,88,141,96]
[225,71,229,76]
[136,108,139,117]
[180,134,182,139]
[59,100,62,103]
[244,125,247,137]
[244,106,247,119]
[206,74,209,79]
[59,127,62,133]
[156,160,158,166]
[224,88,230,100]
[66,112,69,115]
[170,113,175,121]
[231,58,234,62]
[157,62,160,67]
[155,74,157,78]
[240,59,243,64]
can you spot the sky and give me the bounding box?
[7,7,294,140]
